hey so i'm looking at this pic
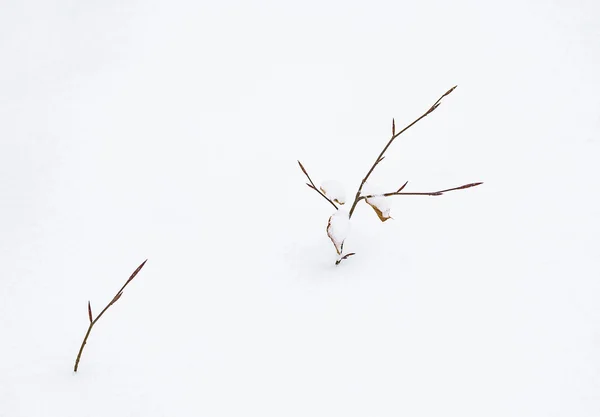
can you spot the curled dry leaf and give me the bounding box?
[327,210,350,255]
[366,198,392,222]
[363,184,392,222]
[320,180,346,205]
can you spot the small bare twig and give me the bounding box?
[397,181,409,193]
[298,160,339,210]
[348,86,457,218]
[360,182,483,200]
[335,252,356,265]
[73,259,147,373]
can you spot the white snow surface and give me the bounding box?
[320,180,347,204]
[2,1,600,416]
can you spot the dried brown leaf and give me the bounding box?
[326,212,349,255]
[319,186,345,205]
[366,199,392,222]
[319,180,346,205]
[327,217,342,255]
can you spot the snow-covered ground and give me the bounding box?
[1,1,600,416]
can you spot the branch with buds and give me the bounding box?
[73,260,147,373]
[298,86,482,264]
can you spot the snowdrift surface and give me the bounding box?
[1,1,599,416]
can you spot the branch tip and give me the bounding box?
[126,259,147,283]
[397,181,409,193]
[87,301,93,323]
[297,160,308,176]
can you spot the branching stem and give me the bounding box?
[348,86,458,218]
[297,86,483,264]
[359,182,483,201]
[73,259,147,373]
[297,160,339,210]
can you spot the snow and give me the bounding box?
[2,1,600,416]
[320,180,347,205]
[327,209,350,254]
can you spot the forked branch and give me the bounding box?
[73,259,147,373]
[297,85,482,264]
[348,86,458,218]
[298,160,339,210]
[335,252,356,265]
[359,181,483,200]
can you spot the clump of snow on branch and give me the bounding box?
[327,209,350,255]
[363,183,392,222]
[320,180,346,205]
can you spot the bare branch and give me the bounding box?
[74,259,148,373]
[360,182,483,200]
[348,86,458,218]
[335,252,356,265]
[298,160,338,211]
[297,85,482,264]
[396,181,409,193]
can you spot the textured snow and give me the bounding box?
[2,1,600,417]
[320,180,347,204]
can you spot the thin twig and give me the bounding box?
[359,182,483,200]
[335,252,356,265]
[397,181,409,193]
[348,86,458,218]
[73,259,147,373]
[298,160,339,210]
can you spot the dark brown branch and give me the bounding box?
[335,252,356,265]
[73,259,147,373]
[396,181,409,193]
[348,86,457,218]
[298,160,339,211]
[359,182,483,200]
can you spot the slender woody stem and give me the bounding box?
[348,86,457,218]
[298,160,339,210]
[73,259,147,373]
[359,182,483,200]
